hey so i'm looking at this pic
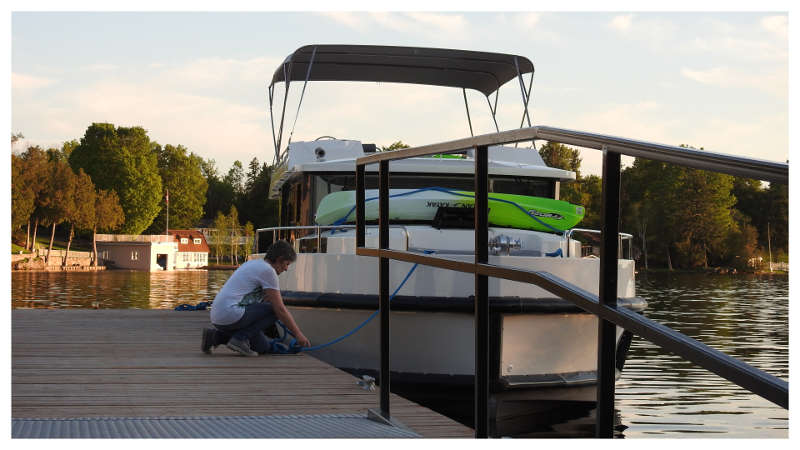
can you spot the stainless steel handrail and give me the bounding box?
[356,125,787,184]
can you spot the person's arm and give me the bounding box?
[263,288,310,348]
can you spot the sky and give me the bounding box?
[9,9,790,178]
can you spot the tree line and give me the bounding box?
[11,123,280,265]
[539,142,788,270]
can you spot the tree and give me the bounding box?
[11,154,36,235]
[243,221,255,258]
[38,160,77,264]
[91,189,125,266]
[203,158,236,222]
[538,141,582,177]
[245,157,260,193]
[63,169,96,267]
[223,160,245,197]
[228,205,240,265]
[69,123,162,235]
[146,144,208,233]
[380,141,411,151]
[238,162,279,231]
[763,182,788,257]
[213,211,229,264]
[18,146,51,251]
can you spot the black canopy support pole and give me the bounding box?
[356,164,365,249]
[597,146,621,438]
[378,160,391,419]
[485,95,500,133]
[287,45,317,145]
[462,88,474,137]
[514,56,532,128]
[268,84,279,164]
[274,63,292,156]
[474,145,490,438]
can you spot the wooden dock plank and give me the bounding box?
[12,309,472,438]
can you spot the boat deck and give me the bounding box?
[11,309,473,438]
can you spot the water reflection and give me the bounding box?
[618,272,788,438]
[11,270,233,309]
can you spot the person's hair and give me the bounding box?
[264,240,296,263]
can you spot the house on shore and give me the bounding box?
[95,230,210,271]
[170,229,210,269]
[96,234,179,271]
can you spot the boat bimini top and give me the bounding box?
[268,45,536,166]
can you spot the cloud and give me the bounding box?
[319,11,367,31]
[680,66,787,96]
[12,72,56,91]
[689,35,787,62]
[82,63,118,72]
[157,56,281,90]
[318,12,468,39]
[760,15,787,39]
[516,13,541,29]
[609,14,634,32]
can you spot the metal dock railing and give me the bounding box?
[352,125,788,438]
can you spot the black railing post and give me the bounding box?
[378,160,391,418]
[474,145,490,438]
[356,164,365,249]
[597,147,621,438]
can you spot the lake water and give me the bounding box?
[11,269,789,438]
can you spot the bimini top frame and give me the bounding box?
[268,45,536,165]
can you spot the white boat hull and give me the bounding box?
[289,305,626,387]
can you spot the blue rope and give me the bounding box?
[269,250,434,354]
[328,187,566,235]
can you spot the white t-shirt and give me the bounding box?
[210,259,280,326]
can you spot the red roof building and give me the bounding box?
[170,229,210,269]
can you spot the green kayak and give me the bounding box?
[315,187,584,232]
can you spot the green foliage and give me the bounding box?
[146,144,208,233]
[68,169,97,232]
[538,141,582,178]
[69,123,162,235]
[237,161,279,231]
[11,154,36,230]
[380,141,411,151]
[94,189,125,233]
[223,160,245,196]
[212,210,229,264]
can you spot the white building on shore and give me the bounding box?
[95,231,210,271]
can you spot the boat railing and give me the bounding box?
[352,124,788,438]
[254,224,412,254]
[565,228,633,259]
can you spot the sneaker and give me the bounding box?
[202,328,216,354]
[227,336,258,356]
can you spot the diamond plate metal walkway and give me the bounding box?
[12,414,421,438]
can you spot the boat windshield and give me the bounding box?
[280,172,557,229]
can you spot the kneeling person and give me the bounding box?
[202,240,310,356]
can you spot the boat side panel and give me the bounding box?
[280,253,636,298]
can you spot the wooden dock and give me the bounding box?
[12,309,472,438]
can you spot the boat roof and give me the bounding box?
[269,152,574,199]
[270,45,534,96]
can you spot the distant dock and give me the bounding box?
[12,309,472,438]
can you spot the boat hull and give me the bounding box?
[287,303,632,391]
